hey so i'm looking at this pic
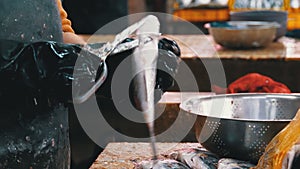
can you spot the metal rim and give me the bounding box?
[230,10,288,16]
[180,93,300,122]
[210,21,280,30]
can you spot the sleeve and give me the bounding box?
[56,0,75,33]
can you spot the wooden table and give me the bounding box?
[89,142,201,169]
[82,35,300,168]
[79,34,300,92]
[79,34,300,60]
[88,92,214,168]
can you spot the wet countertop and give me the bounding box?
[88,92,213,169]
[79,34,300,92]
[89,142,201,169]
[79,34,300,60]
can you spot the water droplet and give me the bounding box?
[7,142,17,153]
[33,98,38,105]
[60,124,63,128]
[20,33,25,39]
[37,129,42,135]
[40,139,48,150]
[51,138,55,147]
[50,35,53,39]
[25,136,30,142]
[43,23,46,29]
[14,18,18,22]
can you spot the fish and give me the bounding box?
[136,159,190,169]
[170,148,219,169]
[218,158,255,169]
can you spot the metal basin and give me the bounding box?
[230,10,288,40]
[180,93,300,163]
[209,21,279,49]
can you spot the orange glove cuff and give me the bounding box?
[56,0,75,33]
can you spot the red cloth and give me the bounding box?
[226,73,291,93]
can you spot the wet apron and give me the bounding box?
[0,0,62,42]
[0,0,69,169]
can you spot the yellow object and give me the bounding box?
[228,0,300,30]
[228,0,290,11]
[252,109,300,169]
[56,0,75,33]
[288,8,300,30]
[173,8,229,22]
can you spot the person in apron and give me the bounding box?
[0,1,85,169]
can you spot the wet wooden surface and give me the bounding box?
[78,34,300,92]
[89,142,201,169]
[89,92,212,169]
[79,34,300,60]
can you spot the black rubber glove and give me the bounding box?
[99,37,181,103]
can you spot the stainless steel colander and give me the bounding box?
[180,93,300,163]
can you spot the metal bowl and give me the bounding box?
[180,93,300,163]
[208,21,279,49]
[230,10,288,40]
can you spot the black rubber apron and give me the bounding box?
[0,0,62,42]
[0,1,68,169]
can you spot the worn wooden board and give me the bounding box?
[79,35,300,60]
[90,142,201,169]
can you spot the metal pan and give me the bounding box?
[208,21,280,49]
